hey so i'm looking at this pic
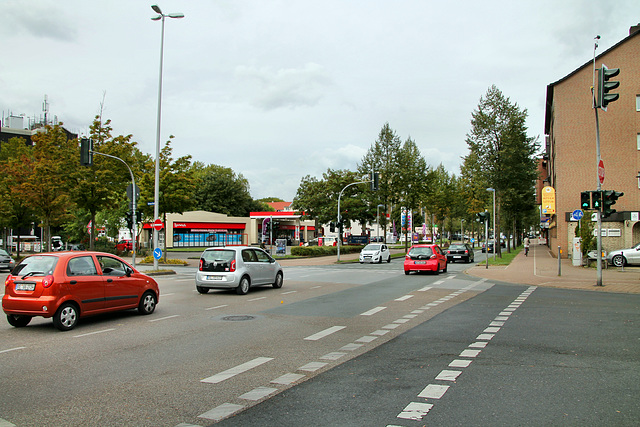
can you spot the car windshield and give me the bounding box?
[202,249,235,263]
[409,247,433,256]
[13,255,58,276]
[363,244,381,251]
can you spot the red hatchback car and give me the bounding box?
[2,251,159,331]
[404,244,448,275]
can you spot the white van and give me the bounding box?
[320,236,337,246]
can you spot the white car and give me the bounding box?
[359,243,391,264]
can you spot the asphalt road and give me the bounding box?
[1,252,638,426]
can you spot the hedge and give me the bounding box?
[291,245,363,257]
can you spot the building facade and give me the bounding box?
[544,25,640,257]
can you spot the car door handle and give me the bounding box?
[70,280,77,285]
[106,278,113,283]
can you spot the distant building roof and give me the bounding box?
[267,201,293,212]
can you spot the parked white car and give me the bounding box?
[359,243,391,264]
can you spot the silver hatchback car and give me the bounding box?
[195,246,284,295]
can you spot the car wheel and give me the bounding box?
[359,261,363,264]
[196,286,209,294]
[443,262,448,273]
[387,255,391,263]
[53,302,79,331]
[138,291,157,315]
[7,314,32,328]
[378,257,382,264]
[272,272,283,289]
[404,270,410,275]
[612,255,625,267]
[237,276,250,295]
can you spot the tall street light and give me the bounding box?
[151,4,183,270]
[486,187,496,260]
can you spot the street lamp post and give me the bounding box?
[487,188,496,260]
[460,219,465,243]
[376,204,385,242]
[151,4,183,270]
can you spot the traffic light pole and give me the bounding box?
[337,179,371,262]
[89,150,138,269]
[594,106,603,286]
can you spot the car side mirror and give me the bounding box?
[125,266,133,277]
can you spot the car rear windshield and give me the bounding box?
[449,245,466,250]
[202,250,235,262]
[409,247,433,257]
[13,255,58,276]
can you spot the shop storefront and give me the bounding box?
[172,222,245,248]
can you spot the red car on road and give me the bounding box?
[116,240,133,251]
[404,244,448,275]
[2,251,159,331]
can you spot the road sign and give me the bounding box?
[572,209,584,221]
[598,160,605,184]
[152,218,163,231]
[153,248,162,260]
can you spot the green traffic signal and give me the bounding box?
[592,191,602,210]
[597,64,620,111]
[580,191,591,210]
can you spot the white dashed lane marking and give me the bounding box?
[304,326,346,341]
[201,357,274,384]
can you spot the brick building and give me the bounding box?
[544,24,640,257]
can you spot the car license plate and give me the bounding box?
[207,275,223,281]
[15,283,36,291]
[454,256,462,258]
[415,261,426,264]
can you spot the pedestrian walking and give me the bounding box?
[524,237,530,256]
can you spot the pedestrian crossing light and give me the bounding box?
[591,191,602,210]
[597,64,620,111]
[602,190,623,218]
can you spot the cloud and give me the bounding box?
[235,63,332,110]
[0,1,77,41]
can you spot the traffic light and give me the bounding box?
[80,138,93,166]
[475,211,489,223]
[330,222,336,233]
[126,215,133,230]
[597,64,620,111]
[370,171,379,191]
[581,191,591,210]
[592,190,602,210]
[338,220,344,234]
[602,190,623,217]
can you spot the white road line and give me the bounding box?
[73,328,116,338]
[418,384,450,399]
[0,418,17,427]
[281,291,297,295]
[418,286,432,291]
[149,314,180,322]
[0,347,26,354]
[476,333,495,340]
[449,359,472,368]
[159,293,174,297]
[339,343,363,351]
[370,329,390,336]
[304,326,346,341]
[393,318,410,324]
[469,341,488,348]
[382,323,401,329]
[298,362,328,372]
[201,357,274,384]
[205,304,228,311]
[483,327,500,333]
[360,306,387,316]
[433,280,444,285]
[355,335,377,343]
[460,349,481,358]
[310,285,322,289]
[198,403,244,421]
[435,370,462,381]
[248,297,267,302]
[397,402,433,420]
[320,352,347,360]
[271,373,305,385]
[239,386,278,401]
[395,295,414,301]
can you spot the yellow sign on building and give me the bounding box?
[541,186,556,215]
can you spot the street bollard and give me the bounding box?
[558,246,562,276]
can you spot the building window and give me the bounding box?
[637,133,640,150]
[637,95,640,111]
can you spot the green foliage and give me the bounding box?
[193,163,259,216]
[291,245,362,257]
[576,217,596,257]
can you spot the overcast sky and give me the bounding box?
[1,1,637,201]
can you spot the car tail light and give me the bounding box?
[42,275,55,288]
[5,276,13,287]
[465,250,469,254]
[199,259,203,271]
[230,259,236,272]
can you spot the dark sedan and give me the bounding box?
[446,243,474,263]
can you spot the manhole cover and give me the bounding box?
[221,315,255,322]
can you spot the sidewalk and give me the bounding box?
[466,242,640,294]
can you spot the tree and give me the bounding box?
[193,163,255,217]
[463,85,538,256]
[26,124,77,252]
